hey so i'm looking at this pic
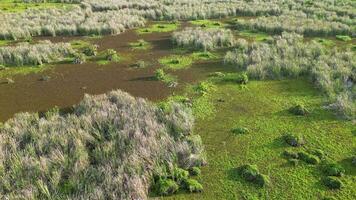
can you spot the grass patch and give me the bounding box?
[335,35,352,42]
[190,51,220,60]
[0,0,74,13]
[238,30,271,41]
[155,68,177,86]
[190,20,225,29]
[0,65,49,78]
[129,39,152,50]
[313,38,335,47]
[136,22,179,34]
[162,79,355,200]
[159,55,193,70]
[0,40,13,47]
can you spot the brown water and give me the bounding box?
[0,22,234,122]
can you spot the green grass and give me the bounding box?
[313,38,335,47]
[0,40,13,47]
[129,39,152,50]
[238,30,271,41]
[136,22,180,34]
[190,20,225,29]
[0,65,49,78]
[163,79,355,200]
[190,51,220,61]
[159,55,193,70]
[335,35,352,42]
[155,68,177,86]
[0,0,74,13]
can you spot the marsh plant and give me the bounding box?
[172,28,235,51]
[0,40,73,66]
[0,90,205,199]
[224,32,355,119]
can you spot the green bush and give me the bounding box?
[322,162,345,177]
[283,133,305,147]
[311,149,325,159]
[283,150,299,159]
[172,168,189,183]
[83,45,97,56]
[189,167,201,176]
[298,152,320,165]
[184,178,203,193]
[155,179,179,196]
[105,49,119,61]
[231,126,249,135]
[289,104,309,116]
[240,164,269,186]
[237,73,249,84]
[323,177,343,190]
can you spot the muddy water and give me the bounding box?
[0,22,234,122]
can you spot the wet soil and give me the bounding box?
[0,22,234,122]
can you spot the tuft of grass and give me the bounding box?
[323,177,343,190]
[283,133,305,147]
[231,126,249,135]
[159,55,193,70]
[129,39,152,50]
[0,1,74,13]
[289,103,310,116]
[155,68,177,86]
[136,22,179,34]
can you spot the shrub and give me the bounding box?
[322,162,345,177]
[155,68,177,87]
[323,177,343,190]
[289,104,310,116]
[172,168,189,183]
[283,133,305,147]
[352,156,356,166]
[155,179,179,196]
[311,149,325,159]
[189,167,201,176]
[283,150,299,159]
[0,90,204,199]
[172,28,235,51]
[194,81,216,96]
[0,40,73,66]
[240,164,269,187]
[232,126,249,135]
[224,32,355,119]
[183,178,203,193]
[83,45,97,56]
[298,152,320,165]
[105,49,119,61]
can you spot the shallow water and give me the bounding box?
[0,22,234,122]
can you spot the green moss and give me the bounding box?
[129,39,152,50]
[159,55,193,70]
[136,22,179,34]
[190,20,225,29]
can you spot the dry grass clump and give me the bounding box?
[0,90,205,199]
[172,28,235,51]
[0,40,73,66]
[224,32,355,119]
